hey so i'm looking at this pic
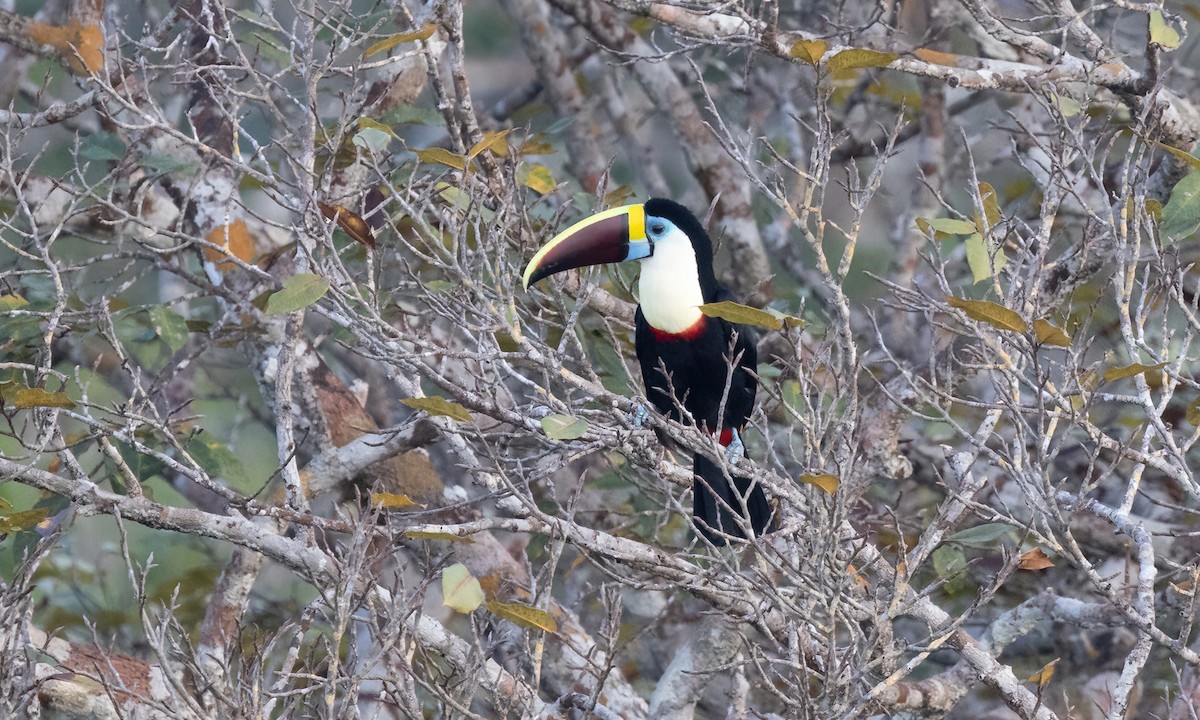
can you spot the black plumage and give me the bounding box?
[633,199,773,545]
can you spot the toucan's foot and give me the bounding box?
[724,429,745,464]
[631,405,650,428]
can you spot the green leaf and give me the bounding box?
[187,433,251,487]
[1161,171,1200,241]
[1149,10,1181,49]
[442,563,485,613]
[265,273,331,314]
[363,24,438,57]
[79,131,126,162]
[1156,142,1200,172]
[401,396,472,422]
[486,600,558,632]
[789,39,827,65]
[353,126,393,152]
[945,296,1028,333]
[0,507,50,533]
[1055,94,1082,117]
[10,387,75,409]
[930,218,978,235]
[965,232,1007,283]
[1033,319,1071,348]
[699,301,782,330]
[799,473,839,494]
[946,522,1013,546]
[826,48,898,73]
[540,414,588,440]
[404,530,475,542]
[146,307,188,352]
[1102,362,1166,383]
[932,545,967,579]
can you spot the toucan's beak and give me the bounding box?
[523,204,653,289]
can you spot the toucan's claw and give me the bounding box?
[631,405,650,428]
[724,429,745,464]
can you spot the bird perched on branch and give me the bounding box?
[523,198,774,545]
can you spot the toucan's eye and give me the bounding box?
[651,222,666,235]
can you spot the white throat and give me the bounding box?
[637,227,705,333]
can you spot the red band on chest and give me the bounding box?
[648,316,707,342]
[717,427,735,446]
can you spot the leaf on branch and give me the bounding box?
[978,182,1002,230]
[699,301,786,330]
[370,492,424,510]
[932,545,966,578]
[1149,10,1182,50]
[1027,658,1059,686]
[517,164,557,194]
[799,473,839,494]
[415,147,467,170]
[789,39,827,65]
[486,600,558,632]
[442,563,485,613]
[540,414,588,441]
[265,273,331,314]
[945,296,1028,333]
[0,294,29,311]
[188,434,252,488]
[0,507,51,534]
[946,522,1013,546]
[10,387,75,409]
[405,530,475,542]
[1054,94,1082,117]
[1017,547,1055,571]
[467,129,513,162]
[912,48,961,67]
[147,307,189,353]
[318,202,376,249]
[929,218,978,235]
[1161,171,1200,241]
[826,48,898,73]
[401,396,473,422]
[1155,142,1200,172]
[965,232,1006,283]
[1033,319,1071,348]
[1102,361,1167,383]
[363,24,438,57]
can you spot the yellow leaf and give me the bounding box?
[799,473,839,494]
[370,492,424,509]
[518,164,557,194]
[1155,142,1200,172]
[486,600,558,632]
[1033,319,1071,347]
[404,530,475,542]
[467,129,513,161]
[945,296,1028,333]
[1149,10,1181,50]
[11,387,76,409]
[930,217,979,235]
[442,563,485,613]
[1017,547,1055,571]
[978,182,1001,230]
[1026,658,1059,686]
[699,301,783,330]
[1102,362,1167,383]
[826,48,898,73]
[415,147,467,170]
[401,396,472,422]
[789,39,827,65]
[363,24,438,57]
[965,232,1006,283]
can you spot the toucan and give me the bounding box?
[523,198,774,545]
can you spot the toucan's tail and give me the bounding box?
[692,452,773,545]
